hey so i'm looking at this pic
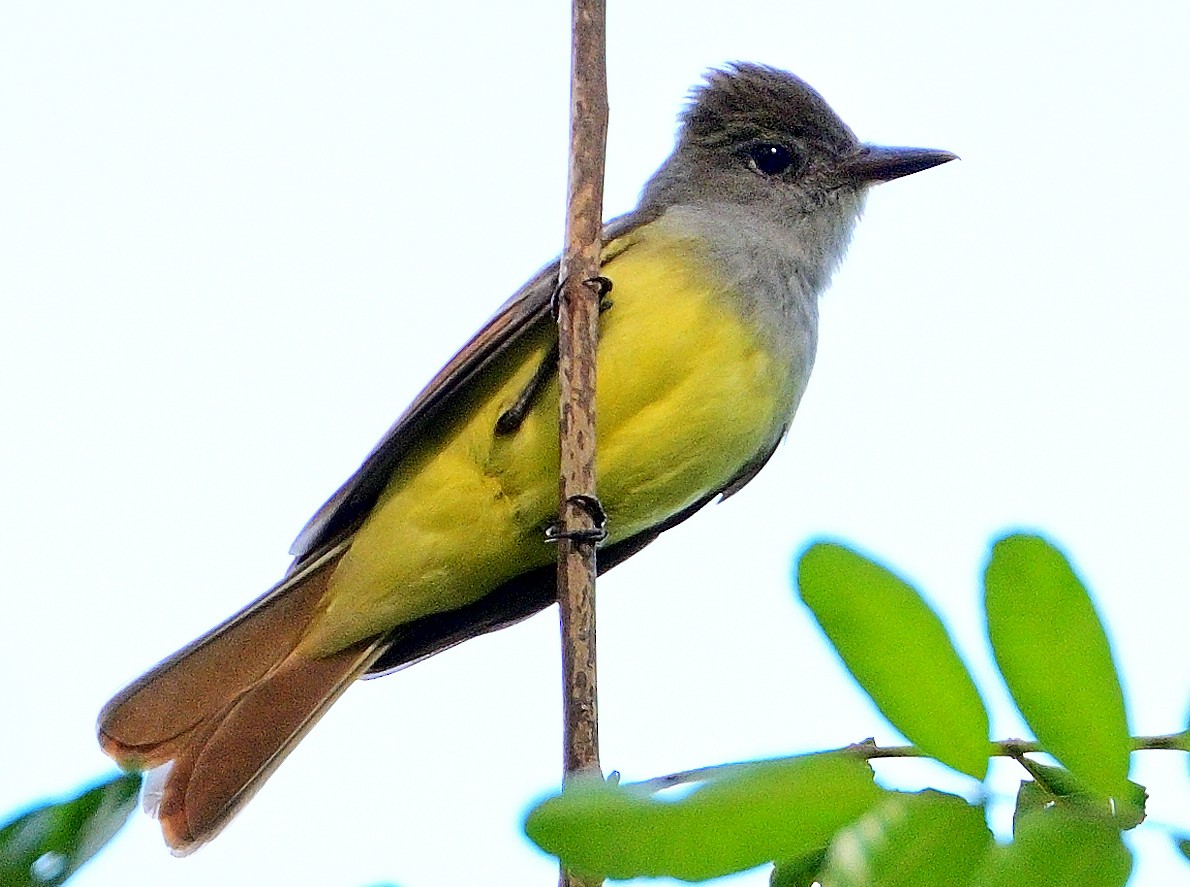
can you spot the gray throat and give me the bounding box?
[647,195,865,395]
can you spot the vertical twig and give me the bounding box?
[557,0,607,841]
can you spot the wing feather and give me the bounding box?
[288,212,651,561]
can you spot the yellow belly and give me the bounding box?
[303,220,793,655]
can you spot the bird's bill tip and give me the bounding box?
[840,145,958,183]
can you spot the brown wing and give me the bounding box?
[289,211,651,563]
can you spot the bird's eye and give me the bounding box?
[743,143,801,176]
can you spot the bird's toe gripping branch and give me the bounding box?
[546,494,609,545]
[550,275,614,320]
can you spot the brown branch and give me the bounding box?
[556,0,607,800]
[556,5,608,885]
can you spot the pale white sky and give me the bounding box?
[2,2,1188,886]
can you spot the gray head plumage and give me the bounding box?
[640,64,866,217]
[680,63,858,156]
[640,64,954,216]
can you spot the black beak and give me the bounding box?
[838,145,958,183]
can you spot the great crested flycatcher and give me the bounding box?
[98,63,955,851]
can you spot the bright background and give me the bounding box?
[2,2,1188,885]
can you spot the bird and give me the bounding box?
[98,62,955,852]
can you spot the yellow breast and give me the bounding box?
[303,217,795,656]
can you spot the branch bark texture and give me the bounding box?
[557,0,607,784]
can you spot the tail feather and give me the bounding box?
[97,544,387,852]
[157,638,385,852]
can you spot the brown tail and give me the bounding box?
[97,545,387,853]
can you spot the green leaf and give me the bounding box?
[984,534,1130,798]
[771,849,827,887]
[818,790,992,887]
[525,753,885,881]
[1176,835,1190,862]
[1012,780,1051,831]
[1010,761,1146,830]
[974,805,1132,887]
[796,542,990,779]
[0,773,141,887]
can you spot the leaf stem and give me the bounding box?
[627,731,1189,793]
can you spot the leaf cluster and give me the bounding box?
[525,533,1190,885]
